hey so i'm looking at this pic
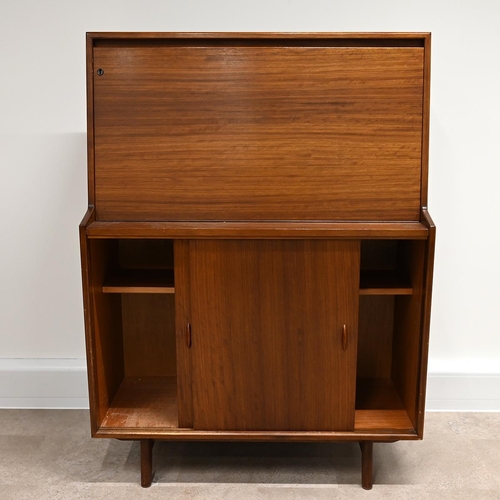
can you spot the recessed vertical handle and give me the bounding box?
[342,324,348,351]
[186,323,192,348]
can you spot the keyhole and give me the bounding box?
[97,68,104,76]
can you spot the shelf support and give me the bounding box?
[140,439,155,487]
[360,441,373,490]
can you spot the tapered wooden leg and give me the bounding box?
[140,439,154,487]
[360,441,373,490]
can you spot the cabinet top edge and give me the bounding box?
[86,32,430,45]
[87,32,430,37]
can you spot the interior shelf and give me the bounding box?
[103,269,174,294]
[354,378,415,433]
[100,377,178,429]
[359,270,412,296]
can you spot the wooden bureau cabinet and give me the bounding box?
[80,32,435,489]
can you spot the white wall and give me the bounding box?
[1,0,499,409]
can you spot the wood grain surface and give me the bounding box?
[95,426,417,441]
[121,294,176,378]
[80,208,98,434]
[88,239,124,425]
[187,239,360,431]
[93,46,424,222]
[86,221,429,239]
[357,296,395,379]
[173,240,194,428]
[392,240,426,429]
[417,209,436,437]
[101,377,178,429]
[354,410,414,433]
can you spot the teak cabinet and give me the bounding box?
[80,32,435,490]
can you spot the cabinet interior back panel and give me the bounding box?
[93,45,424,222]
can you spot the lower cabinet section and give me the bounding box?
[82,236,433,488]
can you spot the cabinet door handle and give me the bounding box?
[342,324,347,351]
[186,323,192,348]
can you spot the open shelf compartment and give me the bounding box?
[359,240,414,295]
[354,378,414,433]
[88,238,179,433]
[356,238,426,435]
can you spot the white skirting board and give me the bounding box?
[425,374,500,411]
[0,359,89,409]
[0,359,499,411]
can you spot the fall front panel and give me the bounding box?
[93,46,423,221]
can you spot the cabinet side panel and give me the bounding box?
[391,241,425,429]
[93,46,423,221]
[89,240,125,423]
[86,35,95,205]
[189,240,359,431]
[174,240,193,428]
[420,34,431,207]
[417,212,436,436]
[80,211,98,433]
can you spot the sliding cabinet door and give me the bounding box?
[185,240,359,431]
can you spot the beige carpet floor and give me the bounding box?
[0,410,499,499]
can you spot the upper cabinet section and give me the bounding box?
[88,33,430,222]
